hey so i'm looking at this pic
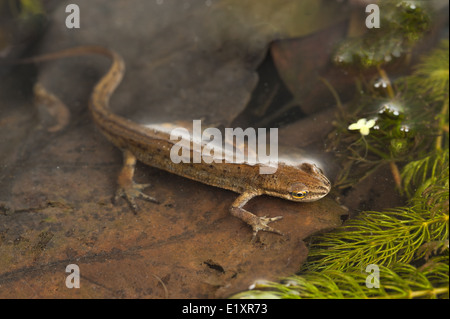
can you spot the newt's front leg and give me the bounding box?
[114,149,159,211]
[230,191,284,242]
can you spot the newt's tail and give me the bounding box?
[16,46,125,116]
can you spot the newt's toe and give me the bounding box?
[251,215,284,242]
[114,182,159,212]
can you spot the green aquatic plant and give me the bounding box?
[303,158,448,273]
[3,0,45,20]
[232,259,448,299]
[231,40,449,300]
[334,0,431,68]
[401,149,449,197]
[330,40,448,190]
[403,40,449,105]
[400,40,449,153]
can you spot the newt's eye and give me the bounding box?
[291,190,309,199]
[289,183,309,199]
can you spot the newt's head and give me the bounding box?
[261,162,331,202]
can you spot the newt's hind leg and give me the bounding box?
[114,149,159,212]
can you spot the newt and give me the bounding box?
[19,46,331,240]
